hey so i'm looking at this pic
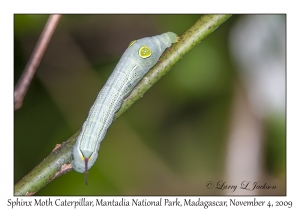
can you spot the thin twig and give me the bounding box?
[14,14,62,110]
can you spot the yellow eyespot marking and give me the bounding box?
[139,46,152,58]
[128,40,136,48]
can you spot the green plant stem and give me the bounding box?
[14,14,232,196]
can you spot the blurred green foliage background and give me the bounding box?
[14,15,285,195]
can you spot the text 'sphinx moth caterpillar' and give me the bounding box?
[72,32,179,184]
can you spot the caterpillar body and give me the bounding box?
[71,32,179,184]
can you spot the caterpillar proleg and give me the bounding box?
[71,32,179,184]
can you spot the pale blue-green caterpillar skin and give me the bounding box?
[72,32,178,176]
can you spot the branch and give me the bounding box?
[14,14,232,195]
[14,14,61,110]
